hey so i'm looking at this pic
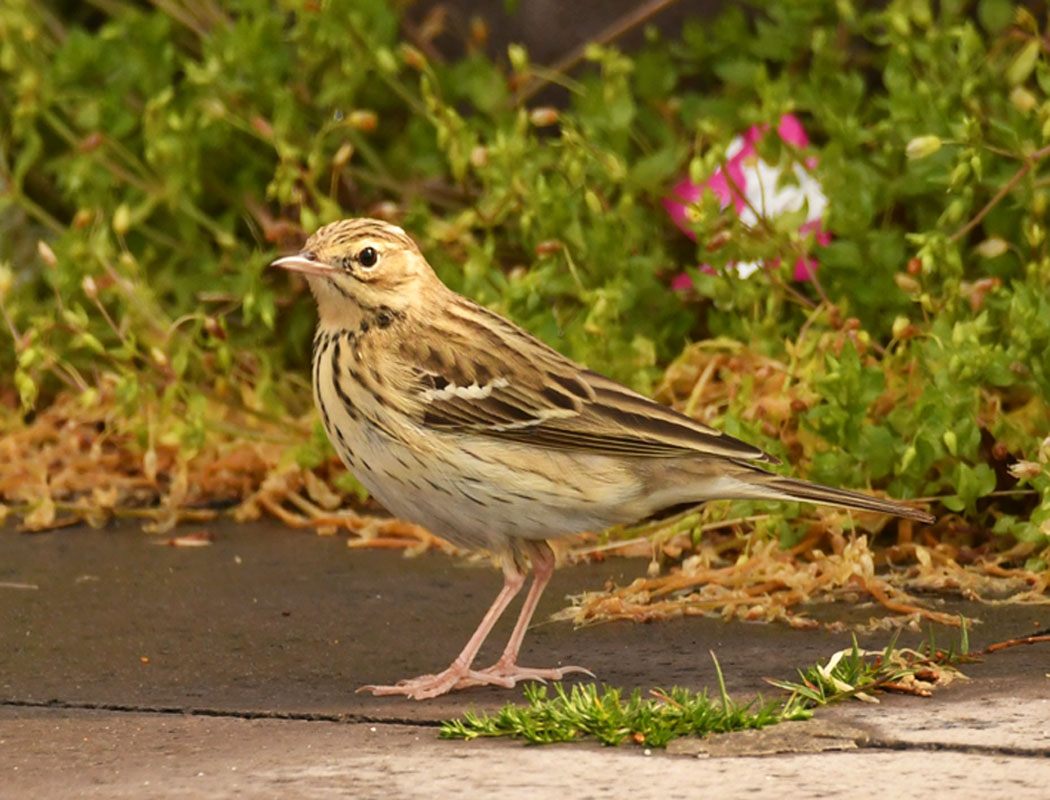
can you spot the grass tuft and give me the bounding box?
[440,677,810,747]
[440,632,969,746]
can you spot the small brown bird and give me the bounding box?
[272,218,933,700]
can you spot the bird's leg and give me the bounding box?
[458,541,593,688]
[358,563,527,700]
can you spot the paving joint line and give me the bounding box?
[0,698,444,728]
[859,737,1050,759]
[4,699,1049,758]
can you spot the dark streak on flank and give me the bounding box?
[313,333,332,430]
[331,335,359,421]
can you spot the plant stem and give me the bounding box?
[951,143,1050,243]
[515,0,683,104]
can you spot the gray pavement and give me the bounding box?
[1,522,1048,798]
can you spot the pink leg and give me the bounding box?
[459,541,593,688]
[359,562,527,700]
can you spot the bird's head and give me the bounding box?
[271,218,437,324]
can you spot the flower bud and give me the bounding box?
[894,273,920,293]
[332,142,354,169]
[1007,39,1040,86]
[1011,86,1037,113]
[80,387,100,408]
[400,44,426,71]
[528,107,559,127]
[37,240,57,267]
[1026,221,1044,247]
[942,430,958,456]
[899,445,917,473]
[0,264,12,300]
[1008,460,1043,480]
[906,135,942,160]
[203,317,226,340]
[508,43,529,73]
[948,162,970,188]
[112,204,132,235]
[584,190,603,215]
[1034,191,1048,217]
[975,238,1008,258]
[375,48,398,74]
[348,110,378,132]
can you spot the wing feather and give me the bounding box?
[402,301,778,464]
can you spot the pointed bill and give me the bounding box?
[270,254,334,277]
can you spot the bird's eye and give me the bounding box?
[358,247,379,268]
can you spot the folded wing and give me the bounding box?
[402,301,777,465]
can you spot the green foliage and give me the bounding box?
[1,0,1049,541]
[769,628,970,706]
[440,636,967,746]
[440,656,811,746]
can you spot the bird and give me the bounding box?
[271,217,934,700]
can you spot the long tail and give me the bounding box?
[728,465,934,524]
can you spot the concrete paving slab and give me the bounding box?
[1,707,1048,800]
[821,670,1050,753]
[2,522,1045,722]
[1,522,1049,798]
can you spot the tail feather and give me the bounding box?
[734,470,934,524]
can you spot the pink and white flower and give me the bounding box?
[664,114,829,286]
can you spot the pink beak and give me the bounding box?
[270,254,335,277]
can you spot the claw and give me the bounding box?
[454,661,594,690]
[358,661,594,700]
[359,664,517,700]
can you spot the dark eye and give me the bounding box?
[358,247,378,268]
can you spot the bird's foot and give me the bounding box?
[358,662,517,700]
[454,657,594,689]
[358,658,594,700]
